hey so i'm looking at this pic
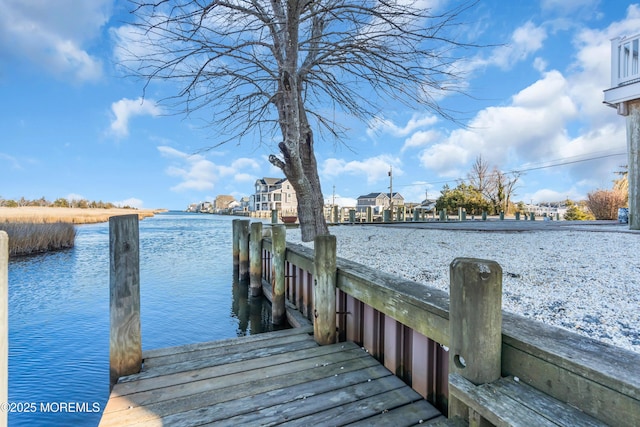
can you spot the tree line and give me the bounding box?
[435,156,628,220]
[0,197,130,209]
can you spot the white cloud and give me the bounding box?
[113,198,145,209]
[469,21,547,72]
[321,155,401,185]
[417,70,578,177]
[0,0,110,81]
[158,146,264,193]
[401,129,441,152]
[367,113,438,138]
[324,195,358,208]
[110,98,163,138]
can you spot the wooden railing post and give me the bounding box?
[0,232,8,427]
[109,215,141,390]
[238,220,250,282]
[271,225,286,325]
[249,222,263,296]
[313,234,337,345]
[448,257,502,424]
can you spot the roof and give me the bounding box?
[357,192,403,199]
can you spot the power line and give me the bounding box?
[395,151,626,188]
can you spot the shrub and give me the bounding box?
[586,189,628,220]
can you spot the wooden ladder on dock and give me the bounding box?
[99,326,458,426]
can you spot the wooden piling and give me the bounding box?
[366,206,373,223]
[249,222,263,296]
[271,225,286,325]
[109,214,141,390]
[349,209,356,223]
[448,257,502,424]
[271,209,278,224]
[0,232,7,427]
[232,219,240,276]
[313,234,337,345]
[238,220,250,282]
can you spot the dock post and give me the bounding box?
[271,225,286,325]
[349,209,356,223]
[249,222,263,296]
[313,234,337,345]
[109,215,141,390]
[0,232,7,427]
[448,258,502,425]
[271,209,278,224]
[232,219,240,276]
[238,219,250,282]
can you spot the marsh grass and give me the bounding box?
[0,207,163,256]
[1,222,77,257]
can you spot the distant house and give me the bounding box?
[214,195,236,211]
[251,177,298,214]
[356,192,404,213]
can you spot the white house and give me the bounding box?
[251,177,298,214]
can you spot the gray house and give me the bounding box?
[356,192,404,213]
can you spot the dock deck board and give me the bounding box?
[100,327,448,426]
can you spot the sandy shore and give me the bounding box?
[286,222,640,354]
[0,207,164,224]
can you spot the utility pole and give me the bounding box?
[388,166,393,220]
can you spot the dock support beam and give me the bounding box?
[313,234,337,345]
[0,232,8,427]
[271,225,286,325]
[249,222,263,296]
[448,258,502,425]
[627,100,640,229]
[232,219,240,277]
[238,220,250,282]
[109,214,141,390]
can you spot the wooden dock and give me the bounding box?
[99,326,455,426]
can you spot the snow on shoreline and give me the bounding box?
[285,225,640,354]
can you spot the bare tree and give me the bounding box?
[125,0,479,241]
[468,155,520,214]
[467,155,490,197]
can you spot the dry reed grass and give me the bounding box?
[0,222,76,256]
[0,207,164,256]
[0,207,161,224]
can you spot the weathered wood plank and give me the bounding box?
[279,383,425,426]
[336,256,451,346]
[313,234,337,345]
[123,363,393,427]
[345,400,442,426]
[100,348,380,426]
[448,373,558,427]
[487,377,607,427]
[422,416,468,426]
[502,342,640,427]
[207,375,411,426]
[109,214,141,389]
[105,342,364,411]
[141,327,313,370]
[502,311,640,401]
[127,337,318,382]
[142,325,313,360]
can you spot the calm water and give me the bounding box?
[8,212,273,426]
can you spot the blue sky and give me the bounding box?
[0,0,638,210]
